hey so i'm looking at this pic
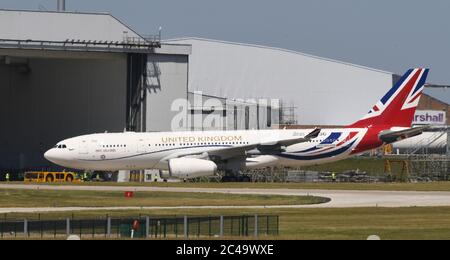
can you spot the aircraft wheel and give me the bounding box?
[241,176,251,182]
[46,174,54,183]
[66,175,74,182]
[222,176,237,182]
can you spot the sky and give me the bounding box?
[2,0,450,101]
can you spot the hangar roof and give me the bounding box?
[0,9,191,55]
[166,37,392,74]
[424,88,450,105]
[0,9,142,42]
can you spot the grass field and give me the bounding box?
[277,207,450,240]
[3,207,450,240]
[10,181,450,191]
[1,186,449,239]
[0,189,328,208]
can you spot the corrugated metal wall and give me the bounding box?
[166,38,394,126]
[145,54,189,132]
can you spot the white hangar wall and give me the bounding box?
[145,53,190,132]
[166,38,395,126]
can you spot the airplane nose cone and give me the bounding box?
[44,149,57,162]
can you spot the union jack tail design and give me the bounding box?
[347,68,429,128]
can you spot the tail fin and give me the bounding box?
[347,68,429,128]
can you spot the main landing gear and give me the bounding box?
[220,171,252,182]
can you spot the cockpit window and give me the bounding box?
[55,144,67,149]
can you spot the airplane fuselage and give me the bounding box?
[44,127,384,172]
[44,68,429,177]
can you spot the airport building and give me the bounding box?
[0,9,448,171]
[0,9,191,170]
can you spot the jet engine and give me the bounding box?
[245,155,279,169]
[167,158,217,179]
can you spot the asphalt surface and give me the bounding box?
[1,184,450,213]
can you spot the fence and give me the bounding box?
[0,215,278,239]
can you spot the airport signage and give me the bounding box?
[413,110,446,125]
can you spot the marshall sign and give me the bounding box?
[413,110,447,125]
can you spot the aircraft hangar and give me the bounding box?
[0,9,191,170]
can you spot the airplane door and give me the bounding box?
[137,139,147,153]
[79,140,89,154]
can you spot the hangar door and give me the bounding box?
[0,50,127,170]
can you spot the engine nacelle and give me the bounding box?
[245,155,279,169]
[167,158,217,179]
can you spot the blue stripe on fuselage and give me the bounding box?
[320,132,342,145]
[292,132,342,154]
[292,147,320,153]
[277,140,356,161]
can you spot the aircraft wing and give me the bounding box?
[378,126,429,144]
[259,128,321,147]
[161,128,321,161]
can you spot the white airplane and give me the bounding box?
[45,68,429,181]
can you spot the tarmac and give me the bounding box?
[1,184,450,213]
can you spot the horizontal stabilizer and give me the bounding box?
[378,126,429,144]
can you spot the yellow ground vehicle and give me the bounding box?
[24,171,79,183]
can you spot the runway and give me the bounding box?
[1,184,450,213]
